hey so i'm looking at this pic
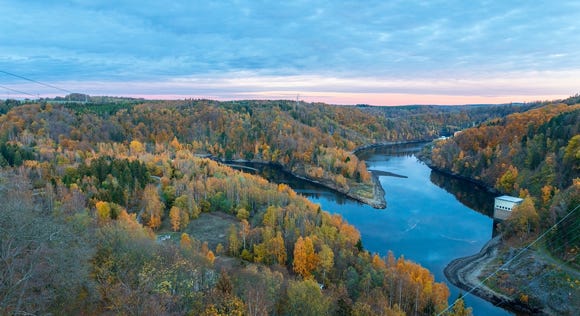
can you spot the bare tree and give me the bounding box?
[0,171,95,314]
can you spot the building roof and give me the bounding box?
[496,195,524,203]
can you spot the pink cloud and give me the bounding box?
[2,70,577,106]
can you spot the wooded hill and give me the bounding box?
[424,97,580,264]
[0,97,538,315]
[0,98,538,203]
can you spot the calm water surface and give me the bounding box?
[240,143,511,315]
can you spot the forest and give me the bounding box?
[0,97,551,315]
[0,98,536,208]
[425,98,580,264]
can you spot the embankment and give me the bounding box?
[444,237,543,314]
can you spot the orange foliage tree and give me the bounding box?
[293,236,319,278]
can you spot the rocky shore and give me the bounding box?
[353,172,386,209]
[444,236,544,315]
[444,237,510,305]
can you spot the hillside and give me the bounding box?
[423,98,580,314]
[424,101,579,244]
[0,114,454,315]
[0,97,544,315]
[0,98,534,209]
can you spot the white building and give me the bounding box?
[493,195,524,220]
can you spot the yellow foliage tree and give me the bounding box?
[141,184,164,230]
[371,253,386,270]
[505,197,539,241]
[129,140,145,155]
[169,206,181,232]
[272,232,287,265]
[207,250,215,265]
[215,243,224,255]
[449,296,473,316]
[95,201,111,223]
[228,224,240,256]
[236,207,249,220]
[170,136,182,151]
[180,233,192,249]
[318,244,334,281]
[496,165,519,194]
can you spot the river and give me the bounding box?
[234,142,511,315]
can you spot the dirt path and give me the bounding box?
[444,237,512,303]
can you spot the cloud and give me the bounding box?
[4,69,574,105]
[1,0,580,103]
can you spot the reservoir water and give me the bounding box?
[238,142,511,315]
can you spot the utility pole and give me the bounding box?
[295,93,300,111]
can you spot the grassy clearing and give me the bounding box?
[156,212,238,251]
[184,212,238,250]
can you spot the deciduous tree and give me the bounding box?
[286,279,329,316]
[169,206,181,231]
[293,236,318,278]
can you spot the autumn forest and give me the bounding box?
[1,96,578,315]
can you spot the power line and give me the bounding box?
[518,249,580,295]
[0,84,37,97]
[438,203,580,315]
[0,70,74,95]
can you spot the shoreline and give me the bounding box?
[218,158,387,209]
[207,140,439,210]
[425,155,574,315]
[418,154,500,195]
[287,168,387,208]
[444,237,543,315]
[427,165,499,194]
[352,139,432,155]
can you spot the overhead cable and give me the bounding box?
[0,69,74,95]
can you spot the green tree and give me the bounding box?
[317,244,334,282]
[228,224,240,256]
[286,279,330,316]
[496,165,519,194]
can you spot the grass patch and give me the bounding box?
[184,212,238,251]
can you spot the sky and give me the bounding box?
[1,0,579,105]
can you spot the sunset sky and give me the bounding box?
[1,0,579,105]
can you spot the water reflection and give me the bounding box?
[356,142,426,161]
[429,170,495,217]
[228,162,362,206]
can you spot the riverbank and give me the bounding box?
[352,140,432,155]
[417,154,499,195]
[444,237,528,313]
[218,158,387,209]
[421,152,579,314]
[289,168,387,209]
[208,141,441,210]
[445,235,580,315]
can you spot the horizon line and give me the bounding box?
[1,92,572,108]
